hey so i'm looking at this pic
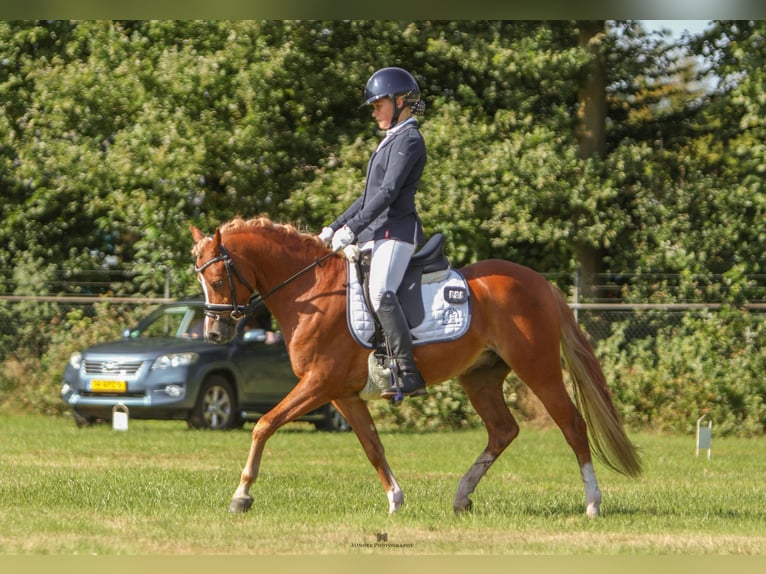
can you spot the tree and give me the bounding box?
[0,20,762,300]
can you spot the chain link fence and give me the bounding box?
[576,304,765,343]
[1,299,763,362]
[1,267,765,360]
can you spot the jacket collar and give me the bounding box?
[386,116,417,136]
[376,117,418,152]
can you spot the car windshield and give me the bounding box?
[134,305,206,339]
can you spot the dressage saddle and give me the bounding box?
[357,233,460,331]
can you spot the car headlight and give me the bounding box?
[69,352,82,370]
[151,352,199,370]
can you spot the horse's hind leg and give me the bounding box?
[454,356,518,513]
[508,351,602,517]
[331,395,404,513]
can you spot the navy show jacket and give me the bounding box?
[331,118,426,246]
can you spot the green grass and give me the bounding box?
[1,413,764,555]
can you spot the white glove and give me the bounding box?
[342,244,360,262]
[331,225,355,252]
[318,226,335,247]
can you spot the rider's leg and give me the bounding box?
[368,239,426,398]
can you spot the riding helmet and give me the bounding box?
[363,67,421,106]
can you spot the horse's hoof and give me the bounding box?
[586,503,600,518]
[228,495,254,513]
[453,497,473,514]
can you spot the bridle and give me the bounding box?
[195,243,335,322]
[194,245,256,321]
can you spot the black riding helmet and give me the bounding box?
[363,67,422,128]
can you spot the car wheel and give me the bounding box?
[188,375,242,430]
[314,404,351,432]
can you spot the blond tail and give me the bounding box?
[555,287,642,477]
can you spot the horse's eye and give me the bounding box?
[212,280,224,289]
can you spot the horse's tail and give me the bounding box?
[553,286,642,477]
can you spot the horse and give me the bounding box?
[190,216,641,517]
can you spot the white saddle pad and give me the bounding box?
[346,260,471,349]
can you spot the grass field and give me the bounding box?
[1,413,764,556]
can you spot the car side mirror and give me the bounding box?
[242,328,267,343]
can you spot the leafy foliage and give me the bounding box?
[0,20,764,432]
[0,302,147,415]
[598,307,766,435]
[2,20,763,286]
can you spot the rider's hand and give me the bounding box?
[342,244,360,262]
[318,226,335,247]
[331,225,355,252]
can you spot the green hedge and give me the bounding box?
[597,307,766,436]
[2,303,764,436]
[0,302,147,416]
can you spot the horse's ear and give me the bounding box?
[190,226,206,243]
[212,228,221,247]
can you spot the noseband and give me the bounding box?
[195,245,255,321]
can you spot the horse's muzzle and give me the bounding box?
[204,330,232,344]
[204,316,237,344]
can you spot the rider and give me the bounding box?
[318,67,427,399]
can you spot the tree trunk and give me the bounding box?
[575,20,607,300]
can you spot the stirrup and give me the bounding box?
[380,369,427,401]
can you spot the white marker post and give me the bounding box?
[112,403,129,431]
[696,415,712,459]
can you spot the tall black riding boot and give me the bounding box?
[376,290,427,399]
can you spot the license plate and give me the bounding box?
[90,380,127,393]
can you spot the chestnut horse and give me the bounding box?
[191,216,641,516]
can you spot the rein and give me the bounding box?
[195,244,335,321]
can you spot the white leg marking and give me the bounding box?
[384,471,404,513]
[387,486,404,513]
[581,462,602,517]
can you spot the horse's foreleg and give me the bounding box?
[454,362,518,513]
[228,382,332,513]
[332,396,403,513]
[227,417,271,513]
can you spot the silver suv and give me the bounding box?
[60,300,349,431]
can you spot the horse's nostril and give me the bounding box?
[206,329,232,344]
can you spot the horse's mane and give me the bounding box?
[192,216,328,257]
[216,216,326,251]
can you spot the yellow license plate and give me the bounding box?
[90,380,127,393]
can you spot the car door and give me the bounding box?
[231,329,298,406]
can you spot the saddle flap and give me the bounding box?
[397,266,425,327]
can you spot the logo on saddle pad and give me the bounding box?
[345,234,471,349]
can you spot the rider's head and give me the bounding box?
[363,67,424,129]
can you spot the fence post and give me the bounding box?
[573,267,580,321]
